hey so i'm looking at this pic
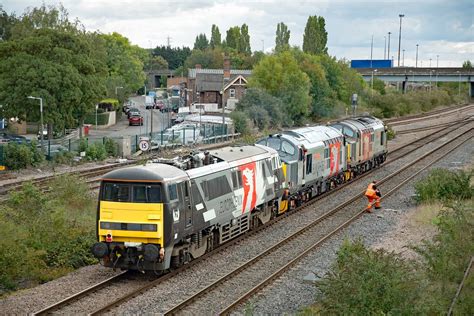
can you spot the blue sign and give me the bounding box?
[148,91,156,97]
[0,119,5,129]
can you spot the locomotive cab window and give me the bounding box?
[168,183,178,201]
[102,182,162,203]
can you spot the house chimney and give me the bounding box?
[223,56,230,80]
[195,64,202,69]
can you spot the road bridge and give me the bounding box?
[355,67,474,96]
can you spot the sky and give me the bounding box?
[2,0,473,67]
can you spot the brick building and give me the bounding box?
[185,58,252,110]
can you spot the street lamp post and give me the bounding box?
[436,55,439,68]
[415,44,419,68]
[0,104,3,129]
[397,14,405,67]
[429,58,432,68]
[371,69,378,95]
[402,49,405,66]
[95,104,99,130]
[387,32,391,61]
[27,96,44,152]
[457,71,461,96]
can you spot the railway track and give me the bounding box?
[164,127,473,315]
[32,272,128,315]
[385,103,474,127]
[394,118,472,135]
[52,120,470,315]
[0,140,240,202]
[2,104,471,200]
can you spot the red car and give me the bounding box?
[129,114,143,126]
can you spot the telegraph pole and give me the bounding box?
[387,32,391,63]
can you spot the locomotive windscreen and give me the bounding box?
[102,182,163,203]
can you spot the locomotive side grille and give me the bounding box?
[220,214,250,243]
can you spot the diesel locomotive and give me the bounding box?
[91,116,387,272]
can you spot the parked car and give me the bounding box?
[129,114,144,126]
[0,132,31,144]
[127,108,140,118]
[155,100,165,110]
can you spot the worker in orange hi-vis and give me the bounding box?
[365,181,381,212]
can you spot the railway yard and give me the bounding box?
[0,104,473,315]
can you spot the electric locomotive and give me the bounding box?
[92,145,285,272]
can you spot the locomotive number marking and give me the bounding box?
[219,197,236,215]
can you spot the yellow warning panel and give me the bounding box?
[0,165,6,171]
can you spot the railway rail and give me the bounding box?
[32,272,128,315]
[158,127,472,315]
[385,103,474,126]
[60,121,472,315]
[395,117,473,135]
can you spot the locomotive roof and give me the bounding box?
[209,145,275,162]
[102,163,188,182]
[280,125,343,148]
[343,116,384,130]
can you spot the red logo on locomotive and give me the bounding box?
[329,142,341,175]
[239,162,257,214]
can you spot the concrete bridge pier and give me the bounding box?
[402,77,408,93]
[470,82,474,98]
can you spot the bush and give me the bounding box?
[85,143,107,161]
[415,168,473,203]
[413,201,474,314]
[314,239,426,314]
[0,176,97,292]
[103,138,118,156]
[4,142,34,170]
[230,111,250,135]
[52,150,76,165]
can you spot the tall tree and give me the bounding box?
[0,6,18,41]
[462,60,472,68]
[193,33,209,50]
[275,22,290,53]
[249,51,311,126]
[225,26,241,51]
[210,24,221,48]
[0,4,107,132]
[239,24,251,54]
[153,45,191,69]
[100,32,146,97]
[303,15,328,55]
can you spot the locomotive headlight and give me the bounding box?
[141,224,157,231]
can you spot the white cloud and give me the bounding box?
[2,0,473,66]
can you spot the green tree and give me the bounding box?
[302,15,328,55]
[193,33,209,50]
[249,51,311,126]
[462,60,472,68]
[153,45,191,70]
[239,24,251,54]
[210,24,221,48]
[184,48,224,69]
[100,32,146,98]
[145,55,168,72]
[225,26,241,51]
[236,88,285,129]
[0,27,107,132]
[0,6,18,41]
[275,22,290,53]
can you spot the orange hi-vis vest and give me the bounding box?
[365,183,377,198]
